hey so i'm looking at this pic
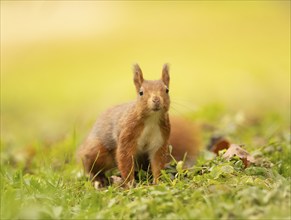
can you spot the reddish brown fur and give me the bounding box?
[78,64,200,187]
[78,64,171,186]
[115,115,144,183]
[78,139,115,179]
[169,117,200,166]
[151,143,169,183]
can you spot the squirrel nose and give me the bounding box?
[152,96,160,105]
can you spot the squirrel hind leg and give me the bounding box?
[79,139,116,185]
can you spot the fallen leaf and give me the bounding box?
[222,144,256,167]
[209,137,231,155]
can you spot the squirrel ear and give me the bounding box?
[133,64,144,91]
[162,63,170,87]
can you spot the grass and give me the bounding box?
[1,109,290,219]
[1,2,290,219]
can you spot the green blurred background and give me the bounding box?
[1,1,290,148]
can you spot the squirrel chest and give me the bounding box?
[136,114,164,155]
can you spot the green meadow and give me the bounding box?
[1,1,290,219]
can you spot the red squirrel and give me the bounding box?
[78,64,200,186]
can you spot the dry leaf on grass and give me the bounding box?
[209,137,256,167]
[222,144,256,167]
[209,137,231,155]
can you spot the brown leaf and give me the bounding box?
[209,137,231,155]
[222,144,256,167]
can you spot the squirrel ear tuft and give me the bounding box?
[133,64,144,92]
[162,63,170,87]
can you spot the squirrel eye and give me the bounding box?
[139,91,144,96]
[166,88,169,94]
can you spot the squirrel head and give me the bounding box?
[133,64,170,115]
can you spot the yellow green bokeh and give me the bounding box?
[1,1,290,145]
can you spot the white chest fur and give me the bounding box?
[137,113,164,155]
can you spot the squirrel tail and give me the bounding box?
[169,116,201,167]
